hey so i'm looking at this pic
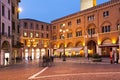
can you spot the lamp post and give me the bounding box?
[59,24,68,61]
[28,39,35,60]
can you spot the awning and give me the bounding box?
[55,47,83,52]
[99,44,119,47]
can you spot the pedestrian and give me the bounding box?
[6,57,9,65]
[110,50,113,64]
[116,52,119,63]
[87,53,90,60]
[50,54,54,62]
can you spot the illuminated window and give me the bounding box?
[23,32,27,37]
[60,24,65,28]
[30,32,33,37]
[35,33,39,37]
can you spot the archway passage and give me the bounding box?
[87,40,96,55]
[2,41,10,50]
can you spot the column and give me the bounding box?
[84,46,88,57]
[112,47,117,63]
[97,45,101,55]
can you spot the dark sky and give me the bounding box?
[19,0,109,23]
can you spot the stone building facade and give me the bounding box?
[19,19,51,60]
[0,0,20,66]
[51,0,120,58]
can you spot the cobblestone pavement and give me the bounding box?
[0,58,120,80]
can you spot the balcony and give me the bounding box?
[12,41,24,48]
[0,32,12,39]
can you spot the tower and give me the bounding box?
[80,0,96,11]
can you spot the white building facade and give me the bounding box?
[0,0,12,66]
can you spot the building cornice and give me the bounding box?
[51,0,120,23]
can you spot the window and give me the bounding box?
[60,24,65,28]
[12,6,15,14]
[35,33,39,37]
[46,33,49,38]
[87,28,95,35]
[117,24,120,30]
[41,33,44,38]
[76,31,82,37]
[8,26,10,37]
[30,32,33,37]
[23,32,27,37]
[2,5,5,16]
[77,19,81,24]
[67,33,72,38]
[88,15,95,21]
[24,22,27,28]
[60,34,64,39]
[36,24,39,29]
[53,26,56,29]
[102,25,111,33]
[46,26,49,31]
[30,23,33,29]
[17,25,20,33]
[2,23,5,35]
[103,11,109,17]
[41,25,44,30]
[8,0,10,4]
[68,21,72,26]
[12,21,15,30]
[8,9,10,20]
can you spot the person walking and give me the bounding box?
[110,50,113,64]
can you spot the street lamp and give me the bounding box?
[28,39,35,47]
[59,24,68,61]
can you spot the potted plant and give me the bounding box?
[92,53,102,62]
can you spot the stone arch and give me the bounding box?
[66,42,73,48]
[2,41,10,50]
[76,27,82,31]
[100,20,112,32]
[75,41,83,47]
[101,20,112,27]
[101,38,112,45]
[87,40,97,54]
[86,23,97,35]
[59,43,64,48]
[87,23,96,29]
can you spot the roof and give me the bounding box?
[19,18,51,24]
[51,0,120,23]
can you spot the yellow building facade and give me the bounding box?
[51,0,120,57]
[19,19,51,60]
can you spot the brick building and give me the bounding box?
[51,0,120,58]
